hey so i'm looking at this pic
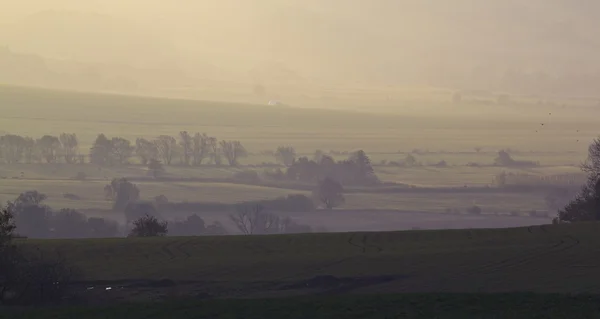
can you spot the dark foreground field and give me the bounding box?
[18,222,600,294]
[7,223,600,317]
[6,293,600,319]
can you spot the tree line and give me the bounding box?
[0,133,80,164]
[0,131,248,167]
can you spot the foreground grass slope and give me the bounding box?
[20,223,600,293]
[6,293,600,319]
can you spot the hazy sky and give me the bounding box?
[2,1,600,92]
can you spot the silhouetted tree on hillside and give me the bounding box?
[557,137,600,222]
[128,214,167,237]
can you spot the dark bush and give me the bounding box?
[128,214,168,237]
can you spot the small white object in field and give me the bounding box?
[268,100,283,106]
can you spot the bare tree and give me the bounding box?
[207,137,221,165]
[22,137,36,164]
[154,135,176,165]
[36,135,60,164]
[135,138,157,165]
[582,137,600,179]
[110,137,134,165]
[59,133,78,164]
[220,140,247,166]
[0,134,26,164]
[179,131,193,166]
[229,205,280,235]
[558,137,600,223]
[192,133,211,166]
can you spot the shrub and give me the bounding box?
[128,214,168,237]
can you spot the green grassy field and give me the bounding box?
[6,293,600,319]
[19,223,599,294]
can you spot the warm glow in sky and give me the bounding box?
[2,1,600,94]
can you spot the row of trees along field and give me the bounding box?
[0,132,362,169]
[0,132,380,186]
[0,132,252,166]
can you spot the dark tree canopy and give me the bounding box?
[313,177,345,210]
[557,137,600,223]
[0,207,16,246]
[128,214,168,237]
[285,150,378,186]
